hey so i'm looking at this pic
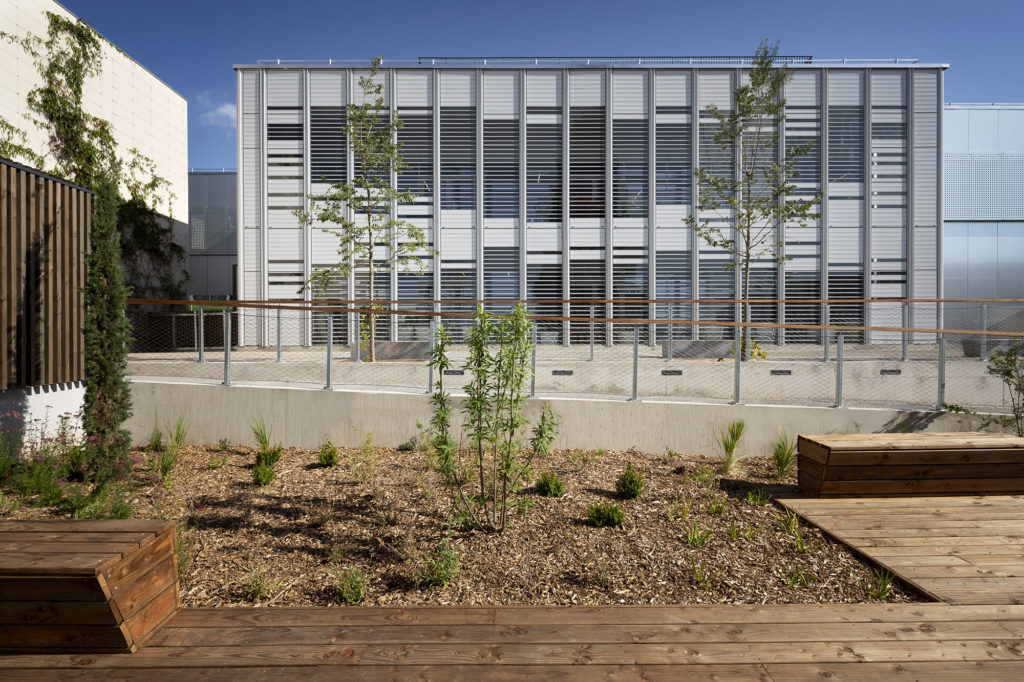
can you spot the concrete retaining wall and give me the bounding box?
[126,379,998,457]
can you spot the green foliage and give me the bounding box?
[255,445,282,469]
[82,164,133,483]
[319,439,339,467]
[780,508,800,534]
[535,471,565,497]
[415,536,460,587]
[11,454,64,506]
[863,568,895,600]
[707,496,728,515]
[690,555,716,592]
[241,567,275,602]
[146,419,164,452]
[746,488,772,506]
[512,496,535,518]
[205,453,227,470]
[218,438,231,452]
[167,416,188,455]
[685,523,714,549]
[716,420,745,474]
[987,337,1024,436]
[299,57,432,362]
[251,418,272,453]
[793,527,813,554]
[70,482,133,519]
[593,557,612,590]
[0,490,18,516]
[615,463,645,500]
[334,566,369,605]
[252,463,275,487]
[771,431,798,480]
[665,497,690,523]
[430,305,560,534]
[587,501,625,528]
[686,40,822,360]
[742,524,762,541]
[690,465,719,490]
[349,433,377,485]
[784,566,817,589]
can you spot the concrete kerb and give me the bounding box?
[126,378,996,456]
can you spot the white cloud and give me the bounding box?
[200,103,236,128]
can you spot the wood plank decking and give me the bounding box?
[1,603,1023,678]
[777,494,1024,605]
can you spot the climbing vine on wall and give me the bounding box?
[1,11,187,297]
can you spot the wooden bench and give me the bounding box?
[797,432,1024,497]
[0,519,179,653]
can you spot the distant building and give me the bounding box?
[234,58,945,347]
[187,170,237,299]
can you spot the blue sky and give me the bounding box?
[60,0,1024,170]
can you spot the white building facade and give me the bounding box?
[235,58,945,346]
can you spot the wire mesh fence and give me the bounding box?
[126,298,1024,415]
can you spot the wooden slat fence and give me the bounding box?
[0,157,91,390]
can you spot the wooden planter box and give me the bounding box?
[797,432,1024,497]
[0,520,179,653]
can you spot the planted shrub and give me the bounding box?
[587,501,625,527]
[535,471,565,497]
[218,438,231,452]
[415,536,460,587]
[772,431,797,480]
[241,567,275,602]
[146,419,164,452]
[253,463,275,487]
[335,566,368,604]
[615,464,645,500]
[319,439,339,468]
[987,337,1024,436]
[256,444,283,469]
[716,420,745,473]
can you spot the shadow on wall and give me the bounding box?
[879,410,1010,434]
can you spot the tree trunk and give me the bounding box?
[742,257,750,362]
[367,235,376,362]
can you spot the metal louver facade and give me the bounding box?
[235,60,944,346]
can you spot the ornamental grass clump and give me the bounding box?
[535,471,565,497]
[771,431,798,480]
[716,420,745,474]
[250,417,283,486]
[615,463,645,500]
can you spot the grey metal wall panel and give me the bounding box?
[396,70,432,107]
[483,71,519,118]
[265,71,303,107]
[526,71,562,107]
[569,71,605,106]
[309,71,347,106]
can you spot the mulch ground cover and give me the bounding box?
[6,443,918,607]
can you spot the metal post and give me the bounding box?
[222,309,231,386]
[589,304,595,362]
[938,334,946,410]
[631,324,639,401]
[427,317,435,394]
[823,304,830,362]
[980,304,988,361]
[732,332,742,405]
[834,333,844,408]
[901,302,909,362]
[197,307,205,363]
[276,307,282,364]
[531,324,537,398]
[171,314,177,351]
[354,312,361,363]
[324,314,333,390]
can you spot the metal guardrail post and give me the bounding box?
[901,302,909,362]
[732,332,742,405]
[981,304,988,361]
[222,309,231,386]
[589,304,595,362]
[666,303,673,363]
[938,335,946,410]
[823,304,830,362]
[197,307,204,363]
[531,324,537,398]
[631,324,639,401]
[325,314,333,390]
[427,317,435,394]
[276,307,283,363]
[834,333,844,408]
[354,312,361,364]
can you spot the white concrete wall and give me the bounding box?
[0,0,187,220]
[0,382,84,447]
[125,379,998,457]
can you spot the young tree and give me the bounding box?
[298,56,431,362]
[83,160,133,481]
[686,40,822,359]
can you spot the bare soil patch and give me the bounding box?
[7,444,918,607]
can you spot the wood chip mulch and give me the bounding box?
[7,444,919,607]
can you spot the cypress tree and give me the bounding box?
[82,162,133,480]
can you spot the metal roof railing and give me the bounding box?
[247,56,931,69]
